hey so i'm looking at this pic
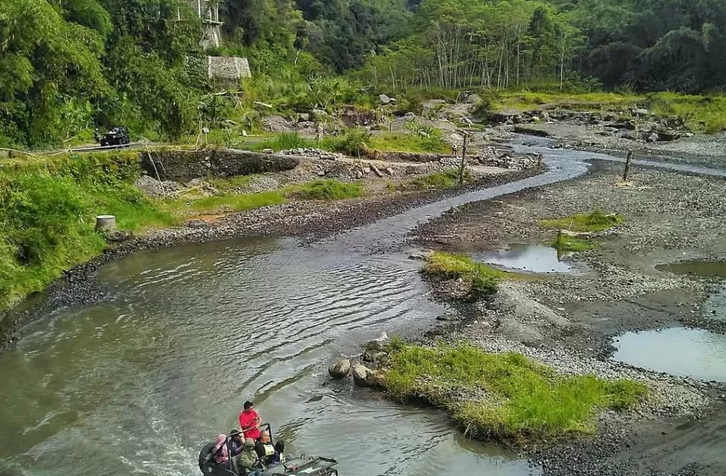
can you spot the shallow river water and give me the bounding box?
[3,143,726,476]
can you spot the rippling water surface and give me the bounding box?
[4,144,724,476]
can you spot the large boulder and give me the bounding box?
[328,359,351,380]
[351,363,372,387]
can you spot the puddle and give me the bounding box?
[656,260,726,279]
[704,284,726,321]
[475,244,575,273]
[612,328,726,382]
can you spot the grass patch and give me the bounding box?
[538,210,624,233]
[291,179,365,200]
[422,252,510,300]
[552,236,597,252]
[494,91,643,112]
[161,190,286,216]
[383,340,648,443]
[369,132,449,154]
[405,169,471,190]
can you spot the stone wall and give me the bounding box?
[141,149,299,182]
[207,56,252,80]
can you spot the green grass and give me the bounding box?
[422,252,511,300]
[492,89,726,134]
[552,236,597,252]
[207,175,257,194]
[538,210,624,233]
[0,152,175,310]
[405,169,471,190]
[162,191,286,215]
[369,132,449,154]
[161,178,363,216]
[291,179,365,200]
[383,340,648,443]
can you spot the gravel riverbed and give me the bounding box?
[410,158,726,476]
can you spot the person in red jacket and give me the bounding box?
[238,401,261,441]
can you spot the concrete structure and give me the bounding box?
[207,56,252,80]
[181,0,222,49]
[179,0,252,82]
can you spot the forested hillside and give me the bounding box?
[1,0,725,148]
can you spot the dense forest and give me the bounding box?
[1,0,725,148]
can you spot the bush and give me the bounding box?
[322,128,369,155]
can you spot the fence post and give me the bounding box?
[458,133,469,185]
[623,150,633,181]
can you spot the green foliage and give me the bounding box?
[292,180,365,200]
[552,236,597,252]
[163,191,286,215]
[369,132,449,154]
[539,210,624,233]
[383,341,648,442]
[422,252,511,300]
[321,128,370,155]
[406,169,471,189]
[0,152,173,309]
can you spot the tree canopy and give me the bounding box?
[1,0,725,148]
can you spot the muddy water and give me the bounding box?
[656,261,726,279]
[475,244,575,274]
[0,239,539,476]
[3,143,726,476]
[612,328,726,382]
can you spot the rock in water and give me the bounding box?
[328,359,351,380]
[365,340,384,352]
[366,370,386,388]
[351,363,371,387]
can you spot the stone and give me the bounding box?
[365,340,385,352]
[262,148,274,154]
[633,108,649,116]
[105,230,132,243]
[351,363,372,387]
[379,94,392,105]
[328,359,351,380]
[298,113,310,122]
[647,132,660,143]
[261,116,292,133]
[187,220,209,229]
[366,370,386,388]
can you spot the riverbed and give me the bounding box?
[2,143,725,476]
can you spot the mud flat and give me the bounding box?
[408,160,726,475]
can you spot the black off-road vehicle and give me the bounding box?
[95,126,131,147]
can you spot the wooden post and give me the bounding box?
[95,215,117,232]
[623,150,633,181]
[458,133,469,185]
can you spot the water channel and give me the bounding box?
[2,144,726,476]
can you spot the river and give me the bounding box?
[2,144,724,476]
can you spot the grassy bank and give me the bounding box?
[403,169,472,190]
[492,90,726,133]
[383,340,647,443]
[0,152,175,310]
[0,151,367,312]
[539,210,624,233]
[422,252,513,300]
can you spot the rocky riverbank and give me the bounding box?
[402,159,726,475]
